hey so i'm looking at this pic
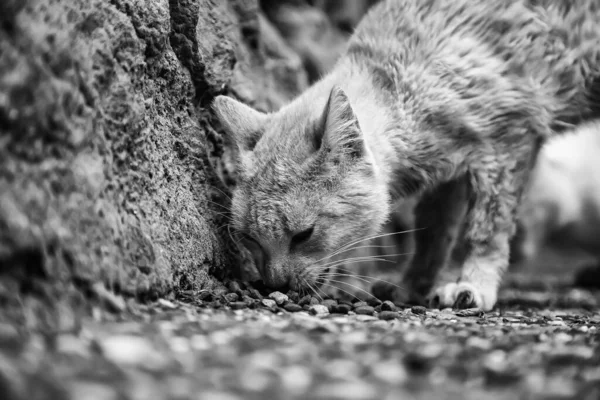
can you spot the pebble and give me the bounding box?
[298,295,312,306]
[227,281,242,294]
[378,311,400,320]
[213,287,228,297]
[100,335,168,370]
[381,301,397,312]
[354,306,375,316]
[332,304,352,314]
[261,299,277,309]
[309,305,330,316]
[321,299,338,311]
[268,291,289,305]
[309,297,320,306]
[353,301,368,308]
[229,301,248,310]
[366,298,382,307]
[287,291,300,303]
[224,293,239,303]
[284,303,303,312]
[248,288,263,300]
[411,306,427,315]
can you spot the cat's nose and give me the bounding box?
[262,269,291,292]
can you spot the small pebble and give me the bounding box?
[321,299,338,311]
[366,297,382,307]
[229,301,248,310]
[298,295,312,306]
[332,304,352,314]
[227,281,242,294]
[268,291,289,305]
[378,311,400,320]
[286,291,300,303]
[411,305,427,315]
[157,298,177,309]
[374,305,382,313]
[309,305,330,316]
[381,300,397,312]
[353,301,368,308]
[309,297,320,306]
[261,299,277,309]
[355,306,375,315]
[224,293,239,303]
[213,287,228,297]
[248,288,263,300]
[284,303,303,312]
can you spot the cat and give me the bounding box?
[515,120,600,276]
[213,0,600,311]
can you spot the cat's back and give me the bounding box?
[347,0,600,126]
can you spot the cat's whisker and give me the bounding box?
[204,198,231,211]
[324,278,376,300]
[332,266,409,289]
[210,186,233,202]
[315,279,360,301]
[313,254,393,269]
[312,252,413,271]
[303,278,323,302]
[315,228,422,264]
[321,272,408,290]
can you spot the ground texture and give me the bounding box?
[1,275,599,400]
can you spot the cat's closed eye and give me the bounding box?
[290,226,315,249]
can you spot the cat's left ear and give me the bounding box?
[212,96,268,151]
[319,85,365,160]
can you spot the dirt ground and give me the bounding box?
[1,249,599,400]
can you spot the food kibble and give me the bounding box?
[284,303,303,312]
[354,306,375,316]
[411,306,427,315]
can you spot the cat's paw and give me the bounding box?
[428,281,497,311]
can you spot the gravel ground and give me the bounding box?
[1,277,599,400]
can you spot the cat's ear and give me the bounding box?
[212,96,268,151]
[319,86,364,159]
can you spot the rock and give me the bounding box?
[354,306,375,316]
[332,304,352,314]
[284,303,303,312]
[224,293,239,303]
[321,299,338,311]
[309,297,320,306]
[248,288,263,300]
[227,281,242,294]
[353,301,368,308]
[268,291,289,305]
[411,306,427,315]
[309,305,330,316]
[366,297,382,307]
[286,290,300,303]
[229,301,248,310]
[100,335,169,370]
[261,299,277,309]
[378,311,400,321]
[381,300,397,312]
[298,295,312,306]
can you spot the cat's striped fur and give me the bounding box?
[213,0,600,311]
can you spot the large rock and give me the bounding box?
[0,0,307,329]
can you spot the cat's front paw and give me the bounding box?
[428,281,497,311]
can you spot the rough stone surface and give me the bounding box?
[0,0,310,329]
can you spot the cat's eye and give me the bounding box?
[291,226,314,248]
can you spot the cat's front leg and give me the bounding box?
[430,233,510,311]
[429,167,520,312]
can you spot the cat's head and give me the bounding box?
[212,86,390,293]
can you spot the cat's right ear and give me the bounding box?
[212,96,268,151]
